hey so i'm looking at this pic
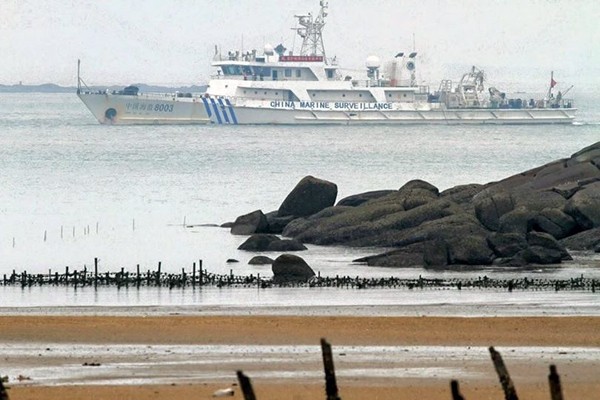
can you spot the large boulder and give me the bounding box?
[248,256,274,265]
[353,242,425,268]
[498,207,537,235]
[473,190,515,231]
[487,232,528,258]
[518,246,564,264]
[272,254,315,283]
[446,235,494,265]
[423,239,449,267]
[337,190,396,207]
[230,210,269,235]
[526,231,571,260]
[531,208,578,239]
[397,180,440,210]
[559,227,600,250]
[564,181,600,229]
[277,176,338,218]
[238,234,307,252]
[264,211,296,234]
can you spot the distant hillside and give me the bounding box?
[0,83,208,93]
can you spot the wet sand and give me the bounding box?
[2,315,600,400]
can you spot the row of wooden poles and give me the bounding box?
[1,258,598,292]
[238,342,565,400]
[0,340,564,400]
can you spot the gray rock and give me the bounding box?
[564,181,600,229]
[568,142,600,165]
[353,242,425,268]
[531,208,577,239]
[265,211,296,234]
[473,190,515,231]
[226,259,239,263]
[518,246,563,264]
[423,239,449,267]
[487,232,528,258]
[526,231,571,260]
[498,207,537,235]
[238,234,307,252]
[447,234,494,265]
[440,184,484,207]
[248,256,274,265]
[238,234,280,251]
[559,227,600,250]
[272,254,315,283]
[267,239,307,252]
[277,175,338,218]
[399,179,440,194]
[336,190,396,207]
[397,180,440,210]
[230,210,269,235]
[512,190,566,211]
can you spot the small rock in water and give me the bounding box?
[226,259,239,263]
[212,387,235,397]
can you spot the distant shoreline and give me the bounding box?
[0,83,207,94]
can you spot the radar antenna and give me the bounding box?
[294,1,328,61]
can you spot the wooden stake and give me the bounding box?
[450,380,465,400]
[236,370,257,400]
[321,338,341,400]
[0,378,9,400]
[548,365,563,400]
[489,346,518,400]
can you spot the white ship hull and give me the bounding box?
[78,92,210,125]
[207,99,576,125]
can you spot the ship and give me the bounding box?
[78,1,576,125]
[76,61,210,125]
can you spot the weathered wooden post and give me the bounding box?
[136,264,141,286]
[0,377,9,400]
[548,365,563,400]
[94,257,98,287]
[199,260,203,286]
[321,338,341,400]
[192,262,196,287]
[450,379,465,400]
[236,370,257,400]
[65,266,69,284]
[156,262,162,286]
[489,346,518,400]
[450,380,465,400]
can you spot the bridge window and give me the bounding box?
[285,69,292,78]
[326,70,334,79]
[296,69,301,78]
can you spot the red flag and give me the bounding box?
[551,77,557,88]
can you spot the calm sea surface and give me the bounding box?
[1,92,599,314]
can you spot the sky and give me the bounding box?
[1,0,599,90]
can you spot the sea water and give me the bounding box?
[0,92,599,314]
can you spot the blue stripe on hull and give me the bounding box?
[218,99,230,123]
[225,99,238,124]
[201,97,212,118]
[209,98,222,124]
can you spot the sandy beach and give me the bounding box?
[2,315,600,400]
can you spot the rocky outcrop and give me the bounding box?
[238,234,307,252]
[230,210,269,235]
[227,142,600,268]
[559,227,600,250]
[248,256,274,265]
[272,254,315,283]
[337,190,395,207]
[277,175,338,218]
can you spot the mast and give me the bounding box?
[294,1,328,61]
[77,59,81,94]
